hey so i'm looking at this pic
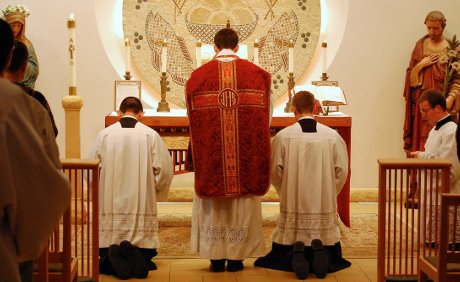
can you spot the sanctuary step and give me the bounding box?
[165,186,378,202]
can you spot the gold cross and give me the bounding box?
[69,43,75,60]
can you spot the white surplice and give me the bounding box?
[270,117,348,246]
[417,116,460,241]
[190,195,265,259]
[89,120,173,249]
[418,115,460,193]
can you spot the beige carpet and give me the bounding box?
[166,186,379,202]
[157,212,378,259]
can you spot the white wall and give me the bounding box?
[7,0,460,188]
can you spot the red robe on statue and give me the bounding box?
[403,35,446,151]
[186,57,271,198]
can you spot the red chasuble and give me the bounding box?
[186,58,271,198]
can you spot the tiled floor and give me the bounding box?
[100,257,377,281]
[100,202,378,282]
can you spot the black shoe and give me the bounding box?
[292,241,309,279]
[227,260,244,272]
[311,239,329,279]
[108,244,132,280]
[210,259,226,272]
[119,240,149,278]
[147,260,157,270]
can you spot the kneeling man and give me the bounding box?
[255,90,351,279]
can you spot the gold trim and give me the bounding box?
[67,20,76,29]
[69,86,77,96]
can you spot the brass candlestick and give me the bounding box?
[124,71,132,80]
[157,72,170,112]
[284,73,295,112]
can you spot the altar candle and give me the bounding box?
[288,40,294,73]
[124,38,131,73]
[322,40,327,73]
[67,13,77,87]
[196,39,202,68]
[161,39,167,73]
[254,39,259,66]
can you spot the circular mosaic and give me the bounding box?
[123,0,321,108]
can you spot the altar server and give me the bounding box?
[409,89,460,244]
[89,96,173,279]
[254,90,351,279]
[186,28,272,272]
[410,89,460,193]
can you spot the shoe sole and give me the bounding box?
[312,239,329,279]
[292,241,309,279]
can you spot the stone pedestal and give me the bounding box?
[62,91,86,223]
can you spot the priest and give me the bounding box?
[186,28,272,272]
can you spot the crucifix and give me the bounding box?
[69,41,75,61]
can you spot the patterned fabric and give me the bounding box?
[99,212,159,247]
[190,195,265,260]
[274,210,341,245]
[186,58,271,198]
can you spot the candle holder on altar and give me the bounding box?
[284,73,295,113]
[124,71,132,80]
[157,72,170,112]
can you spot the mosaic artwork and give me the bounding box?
[123,0,321,108]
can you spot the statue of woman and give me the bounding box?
[2,4,39,89]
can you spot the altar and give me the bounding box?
[105,109,352,226]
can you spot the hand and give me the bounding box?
[419,54,439,68]
[408,151,420,158]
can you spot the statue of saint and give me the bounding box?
[2,4,39,89]
[403,11,460,151]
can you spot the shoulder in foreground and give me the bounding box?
[0,80,39,109]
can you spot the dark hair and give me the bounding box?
[293,91,315,114]
[7,40,28,73]
[0,19,14,72]
[418,89,447,111]
[214,28,239,50]
[119,96,143,114]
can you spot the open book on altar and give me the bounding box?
[293,84,347,114]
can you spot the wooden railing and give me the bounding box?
[62,159,100,282]
[377,159,451,282]
[169,149,188,174]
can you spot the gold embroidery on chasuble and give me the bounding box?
[219,62,240,195]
